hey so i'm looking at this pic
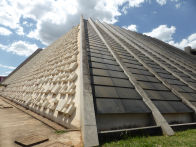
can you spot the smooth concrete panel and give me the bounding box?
[96,113,155,131]
[163,113,193,124]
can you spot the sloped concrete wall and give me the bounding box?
[0,26,81,129]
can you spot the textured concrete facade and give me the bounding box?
[1,26,80,129]
[1,17,196,146]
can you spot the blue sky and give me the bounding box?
[0,0,196,76]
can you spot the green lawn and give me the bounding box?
[102,129,196,147]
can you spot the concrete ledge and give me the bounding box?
[98,126,162,144]
[171,122,196,131]
[99,123,196,144]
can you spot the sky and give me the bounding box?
[0,0,196,76]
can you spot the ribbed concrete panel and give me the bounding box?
[85,20,156,133]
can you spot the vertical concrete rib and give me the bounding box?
[148,37,196,71]
[116,26,196,78]
[88,18,174,136]
[79,16,99,147]
[107,22,196,91]
[98,21,196,114]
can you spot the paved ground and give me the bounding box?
[0,97,82,147]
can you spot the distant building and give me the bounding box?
[184,46,196,55]
[0,76,7,83]
[0,17,196,146]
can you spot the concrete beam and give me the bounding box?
[79,16,99,147]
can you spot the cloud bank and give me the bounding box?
[0,0,187,56]
[144,25,196,49]
[123,24,138,32]
[0,41,38,56]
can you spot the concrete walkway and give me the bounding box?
[0,97,81,147]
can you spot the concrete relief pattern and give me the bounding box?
[0,26,79,129]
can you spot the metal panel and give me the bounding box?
[145,90,180,100]
[175,72,189,77]
[133,74,160,83]
[108,70,127,79]
[93,76,133,88]
[189,82,196,87]
[122,59,141,65]
[128,68,153,76]
[146,63,162,69]
[87,49,111,56]
[94,85,141,99]
[153,101,193,113]
[180,93,196,101]
[158,73,177,80]
[96,98,151,114]
[152,68,170,74]
[89,52,114,60]
[88,45,108,51]
[93,76,113,86]
[119,54,135,60]
[171,85,195,93]
[116,87,141,99]
[139,81,169,91]
[88,43,108,49]
[90,62,122,71]
[124,63,146,70]
[165,79,186,86]
[90,56,118,65]
[94,86,119,98]
[111,78,134,88]
[91,68,110,77]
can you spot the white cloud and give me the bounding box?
[175,3,181,8]
[169,33,196,49]
[0,64,16,70]
[144,24,196,50]
[0,0,150,45]
[123,24,138,31]
[0,44,7,49]
[0,0,21,29]
[0,27,12,36]
[144,25,176,42]
[0,70,12,76]
[16,26,24,36]
[156,0,167,5]
[0,0,184,46]
[128,0,146,7]
[0,41,38,56]
[188,33,196,42]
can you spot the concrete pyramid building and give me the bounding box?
[1,17,196,146]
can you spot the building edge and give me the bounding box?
[79,16,99,147]
[2,48,43,84]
